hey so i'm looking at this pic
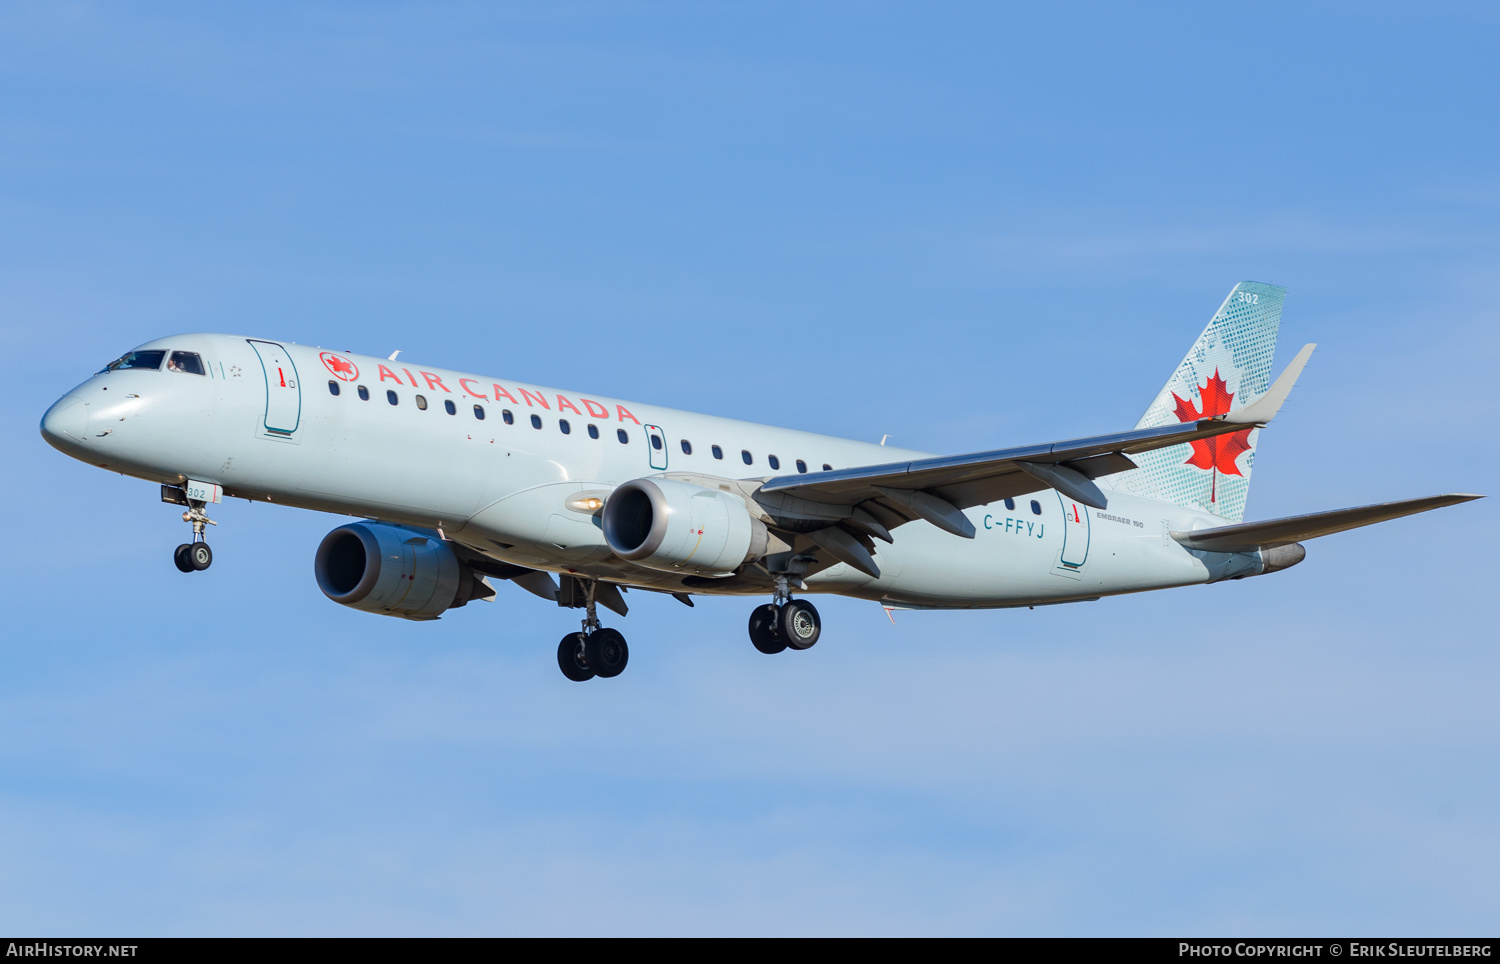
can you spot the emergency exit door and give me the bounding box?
[248,339,301,436]
[645,424,668,471]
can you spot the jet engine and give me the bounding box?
[602,478,767,576]
[314,522,493,620]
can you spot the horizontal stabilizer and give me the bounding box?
[1171,493,1483,553]
[1226,343,1316,426]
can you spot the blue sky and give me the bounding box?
[1,2,1496,935]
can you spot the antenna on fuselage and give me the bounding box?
[879,435,892,446]
[388,350,402,361]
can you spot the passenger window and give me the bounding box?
[741,450,753,465]
[475,405,486,420]
[328,381,340,396]
[502,410,514,425]
[651,434,663,451]
[822,464,832,471]
[415,395,428,411]
[357,385,370,401]
[1030,500,1042,515]
[768,455,780,470]
[100,350,166,373]
[711,445,723,460]
[588,424,599,439]
[681,440,692,455]
[167,351,205,375]
[444,399,456,415]
[387,390,399,405]
[559,419,571,434]
[531,414,542,429]
[617,429,629,444]
[1004,498,1015,511]
[796,460,807,473]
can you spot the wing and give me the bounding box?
[749,347,1316,577]
[1170,494,1483,553]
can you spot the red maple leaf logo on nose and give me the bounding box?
[321,353,358,380]
[1172,368,1253,503]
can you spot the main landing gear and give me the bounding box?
[748,575,821,655]
[171,496,216,573]
[557,584,629,682]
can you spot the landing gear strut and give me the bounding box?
[557,582,630,682]
[172,495,216,573]
[748,574,821,654]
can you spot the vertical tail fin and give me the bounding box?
[1116,281,1286,522]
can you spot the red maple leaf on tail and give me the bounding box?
[1171,368,1253,504]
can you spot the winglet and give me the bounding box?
[1226,343,1316,426]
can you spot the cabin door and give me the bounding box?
[248,339,301,437]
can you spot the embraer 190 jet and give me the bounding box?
[40,283,1479,681]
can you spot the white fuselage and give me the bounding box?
[42,334,1250,608]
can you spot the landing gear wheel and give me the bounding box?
[780,599,821,650]
[586,628,629,678]
[189,542,213,571]
[748,603,787,654]
[557,632,594,682]
[173,544,195,573]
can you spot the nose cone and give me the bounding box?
[41,395,89,450]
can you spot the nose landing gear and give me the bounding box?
[164,486,216,573]
[556,582,630,682]
[748,575,821,654]
[173,541,213,573]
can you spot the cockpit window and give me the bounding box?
[99,350,166,373]
[167,351,205,375]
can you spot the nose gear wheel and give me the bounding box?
[170,493,217,572]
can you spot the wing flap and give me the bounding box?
[1171,494,1483,553]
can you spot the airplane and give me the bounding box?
[39,282,1480,682]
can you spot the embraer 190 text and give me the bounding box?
[41,283,1480,681]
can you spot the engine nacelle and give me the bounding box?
[602,478,766,576]
[314,522,490,620]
